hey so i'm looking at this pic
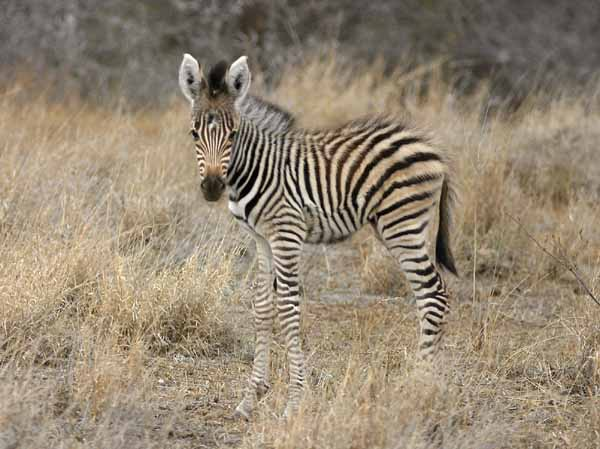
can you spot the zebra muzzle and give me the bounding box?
[201,176,225,202]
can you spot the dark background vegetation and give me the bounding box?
[2,0,600,104]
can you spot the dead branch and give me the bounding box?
[507,212,600,308]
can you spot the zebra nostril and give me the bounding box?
[201,177,225,194]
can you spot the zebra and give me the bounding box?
[178,54,458,419]
[238,93,294,134]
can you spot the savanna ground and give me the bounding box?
[1,56,599,448]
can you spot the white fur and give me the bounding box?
[227,56,251,107]
[179,53,203,103]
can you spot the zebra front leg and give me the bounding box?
[234,236,275,420]
[271,233,306,417]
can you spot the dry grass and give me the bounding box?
[1,56,599,448]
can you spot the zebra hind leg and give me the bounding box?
[376,224,450,361]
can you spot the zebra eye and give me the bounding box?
[190,129,199,141]
[229,129,237,142]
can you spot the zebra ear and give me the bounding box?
[227,56,251,105]
[179,53,204,104]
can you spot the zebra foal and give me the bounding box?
[178,54,457,419]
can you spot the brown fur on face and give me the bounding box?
[191,65,240,128]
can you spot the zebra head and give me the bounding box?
[179,54,251,202]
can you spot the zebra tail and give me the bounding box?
[436,177,458,276]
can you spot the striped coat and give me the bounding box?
[179,54,457,419]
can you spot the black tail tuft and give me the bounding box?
[436,178,458,276]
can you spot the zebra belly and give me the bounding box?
[229,198,358,244]
[303,206,357,244]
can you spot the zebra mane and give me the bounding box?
[201,58,294,133]
[206,61,228,98]
[239,95,295,134]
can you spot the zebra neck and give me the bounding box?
[228,118,260,186]
[227,118,284,203]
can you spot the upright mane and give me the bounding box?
[206,61,228,98]
[239,95,295,134]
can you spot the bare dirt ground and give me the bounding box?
[1,57,599,448]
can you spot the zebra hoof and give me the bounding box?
[232,398,255,421]
[256,381,270,399]
[231,406,251,421]
[282,403,300,420]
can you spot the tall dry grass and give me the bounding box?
[1,55,599,448]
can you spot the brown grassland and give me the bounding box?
[1,55,599,448]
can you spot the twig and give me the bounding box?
[507,212,600,307]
